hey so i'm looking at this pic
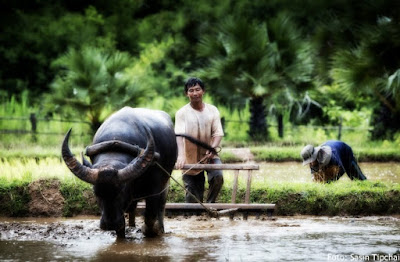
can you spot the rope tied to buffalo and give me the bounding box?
[154,157,220,218]
[123,156,220,217]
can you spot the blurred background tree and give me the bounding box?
[1,0,400,141]
[48,46,147,132]
[330,16,400,140]
[196,13,314,140]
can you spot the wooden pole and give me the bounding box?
[231,170,239,203]
[181,163,259,171]
[177,163,262,211]
[137,202,275,210]
[245,170,253,204]
[29,113,37,133]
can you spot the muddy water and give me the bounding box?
[1,216,399,261]
[1,162,398,261]
[254,162,400,183]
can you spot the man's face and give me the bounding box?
[186,84,204,103]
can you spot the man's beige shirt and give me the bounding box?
[175,103,224,174]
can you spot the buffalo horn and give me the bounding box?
[62,128,99,184]
[117,126,155,182]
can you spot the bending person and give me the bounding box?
[301,140,367,182]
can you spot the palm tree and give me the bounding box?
[196,13,314,140]
[330,17,400,139]
[49,46,150,132]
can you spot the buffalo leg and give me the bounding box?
[127,201,138,227]
[142,194,167,237]
[128,211,136,227]
[142,197,160,237]
[156,189,168,234]
[116,227,125,239]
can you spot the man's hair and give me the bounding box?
[184,77,205,93]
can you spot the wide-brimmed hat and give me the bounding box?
[301,144,332,166]
[300,144,320,165]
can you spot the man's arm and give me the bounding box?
[211,136,222,148]
[175,136,185,169]
[206,135,223,160]
[174,109,186,169]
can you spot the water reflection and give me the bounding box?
[1,216,399,262]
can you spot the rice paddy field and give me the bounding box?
[0,144,399,217]
[1,100,399,217]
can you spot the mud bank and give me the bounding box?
[0,178,399,217]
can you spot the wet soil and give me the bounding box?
[28,179,64,217]
[0,216,399,261]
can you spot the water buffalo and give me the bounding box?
[62,107,177,238]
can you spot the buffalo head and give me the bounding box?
[61,127,155,237]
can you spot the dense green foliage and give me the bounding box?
[1,0,400,141]
[196,13,314,139]
[49,47,139,131]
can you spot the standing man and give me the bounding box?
[175,77,224,203]
[301,140,367,182]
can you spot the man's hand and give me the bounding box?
[175,155,186,169]
[175,136,185,169]
[205,150,216,161]
[205,136,222,162]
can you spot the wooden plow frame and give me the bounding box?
[137,164,275,218]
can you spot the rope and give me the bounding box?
[122,155,219,217]
[155,158,219,218]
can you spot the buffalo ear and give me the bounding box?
[81,152,93,168]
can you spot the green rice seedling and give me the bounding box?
[0,157,79,183]
[250,146,301,162]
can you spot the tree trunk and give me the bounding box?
[371,98,400,140]
[277,113,284,138]
[91,120,102,135]
[249,97,268,141]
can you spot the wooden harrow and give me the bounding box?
[137,164,275,219]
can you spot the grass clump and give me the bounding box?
[60,180,98,217]
[245,180,400,215]
[0,178,30,216]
